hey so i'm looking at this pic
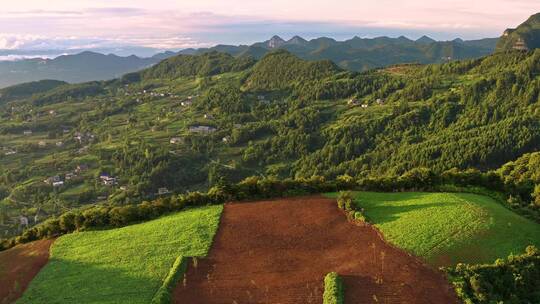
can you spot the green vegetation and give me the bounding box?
[0,38,539,240]
[446,246,540,304]
[17,205,222,304]
[323,272,344,304]
[151,256,189,304]
[326,192,540,266]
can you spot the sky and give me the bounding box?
[0,0,538,56]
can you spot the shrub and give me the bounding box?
[337,191,353,211]
[323,272,344,304]
[446,246,540,304]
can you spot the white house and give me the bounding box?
[361,104,369,108]
[157,187,170,195]
[52,181,64,187]
[189,126,217,134]
[23,130,33,135]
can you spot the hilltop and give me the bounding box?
[497,12,540,52]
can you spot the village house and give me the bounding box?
[44,175,61,185]
[170,137,183,144]
[56,141,64,147]
[52,181,64,187]
[23,130,33,136]
[38,141,47,147]
[189,125,217,134]
[100,174,118,186]
[222,136,231,143]
[204,114,214,120]
[65,172,76,180]
[361,104,369,108]
[376,98,385,105]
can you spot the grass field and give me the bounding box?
[17,205,222,304]
[326,192,540,266]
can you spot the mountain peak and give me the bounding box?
[267,35,286,48]
[496,12,540,51]
[287,35,308,45]
[416,35,436,44]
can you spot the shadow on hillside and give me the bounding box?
[360,202,458,225]
[17,257,164,303]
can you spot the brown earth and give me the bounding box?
[173,196,459,304]
[0,239,54,304]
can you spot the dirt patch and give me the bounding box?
[173,196,458,304]
[0,239,54,304]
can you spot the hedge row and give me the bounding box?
[2,167,538,251]
[323,272,344,304]
[151,256,189,304]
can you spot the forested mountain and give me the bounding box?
[0,34,499,89]
[0,52,164,88]
[181,35,498,72]
[497,12,540,51]
[0,46,539,237]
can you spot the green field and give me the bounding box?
[326,192,540,266]
[17,205,223,304]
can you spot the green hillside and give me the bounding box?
[17,205,222,304]
[326,192,540,266]
[0,47,539,237]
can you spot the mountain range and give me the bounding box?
[0,35,498,88]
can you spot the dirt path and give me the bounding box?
[0,239,54,304]
[173,196,458,304]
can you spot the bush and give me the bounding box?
[446,246,540,304]
[337,191,353,211]
[323,272,344,304]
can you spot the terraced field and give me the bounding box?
[326,192,540,266]
[16,205,222,304]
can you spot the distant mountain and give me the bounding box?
[0,52,169,88]
[416,35,437,44]
[0,34,500,88]
[497,12,540,51]
[185,35,498,72]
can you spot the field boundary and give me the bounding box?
[151,256,190,304]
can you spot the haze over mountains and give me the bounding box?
[0,35,498,88]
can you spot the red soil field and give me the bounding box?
[0,239,54,304]
[173,196,458,304]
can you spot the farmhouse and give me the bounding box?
[4,150,16,156]
[204,114,214,120]
[376,98,385,105]
[100,174,118,186]
[189,125,217,134]
[222,136,231,143]
[23,130,33,135]
[38,141,47,147]
[52,181,64,187]
[44,175,61,185]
